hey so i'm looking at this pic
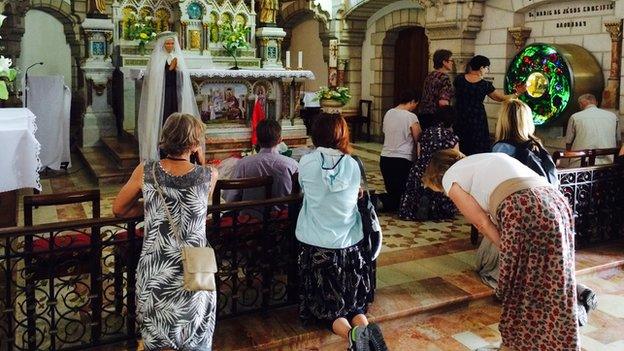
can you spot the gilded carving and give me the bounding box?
[508,27,532,51]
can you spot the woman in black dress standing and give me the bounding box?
[454,55,525,155]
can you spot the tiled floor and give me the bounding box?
[19,148,624,351]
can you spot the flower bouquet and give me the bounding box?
[125,13,157,55]
[219,22,251,70]
[315,86,351,108]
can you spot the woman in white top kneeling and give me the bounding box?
[379,89,421,211]
[422,149,580,351]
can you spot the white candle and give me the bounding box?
[285,51,291,69]
[297,51,303,69]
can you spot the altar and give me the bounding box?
[77,0,315,183]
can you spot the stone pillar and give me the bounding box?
[507,27,532,52]
[256,27,287,69]
[338,59,348,86]
[603,20,622,110]
[82,18,116,146]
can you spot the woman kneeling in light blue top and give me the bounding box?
[296,114,387,351]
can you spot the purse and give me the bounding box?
[353,156,383,261]
[152,163,218,291]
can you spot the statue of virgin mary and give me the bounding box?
[137,32,200,160]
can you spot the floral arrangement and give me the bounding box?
[315,86,351,105]
[218,22,251,69]
[0,15,17,101]
[124,13,158,55]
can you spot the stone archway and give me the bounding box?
[3,0,86,90]
[279,0,332,54]
[3,0,88,147]
[368,8,426,138]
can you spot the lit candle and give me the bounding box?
[285,51,291,69]
[297,51,303,69]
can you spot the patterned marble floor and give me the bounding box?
[18,149,624,351]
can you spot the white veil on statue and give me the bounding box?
[137,32,200,161]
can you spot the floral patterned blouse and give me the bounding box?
[418,70,454,115]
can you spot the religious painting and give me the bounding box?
[209,12,219,43]
[155,8,171,32]
[190,30,201,49]
[328,67,338,88]
[197,82,250,123]
[187,2,204,20]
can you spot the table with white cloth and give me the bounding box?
[26,75,71,170]
[0,108,42,227]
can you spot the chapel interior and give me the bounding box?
[0,0,623,350]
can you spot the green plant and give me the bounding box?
[219,22,251,69]
[315,86,351,105]
[0,14,17,100]
[125,13,157,55]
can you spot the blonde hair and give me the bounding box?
[422,149,465,191]
[495,99,540,145]
[159,113,205,156]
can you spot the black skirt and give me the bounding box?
[298,240,372,324]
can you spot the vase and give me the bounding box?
[320,99,345,114]
[320,99,345,108]
[138,41,146,56]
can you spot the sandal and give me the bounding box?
[577,284,598,312]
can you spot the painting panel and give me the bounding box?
[197,82,250,123]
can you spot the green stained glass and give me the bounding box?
[505,43,571,126]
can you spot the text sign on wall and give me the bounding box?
[525,0,614,22]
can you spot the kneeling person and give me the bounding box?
[224,119,299,211]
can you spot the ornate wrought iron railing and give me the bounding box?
[557,162,624,248]
[0,194,302,351]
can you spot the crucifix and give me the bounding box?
[329,40,338,68]
[328,40,339,88]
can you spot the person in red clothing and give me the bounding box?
[251,85,267,146]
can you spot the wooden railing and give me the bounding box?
[0,194,303,351]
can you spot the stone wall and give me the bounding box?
[475,0,622,150]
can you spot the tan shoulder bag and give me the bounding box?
[152,163,218,291]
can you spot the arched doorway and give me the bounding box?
[20,10,72,87]
[393,27,428,105]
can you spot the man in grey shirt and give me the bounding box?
[224,119,299,208]
[566,93,621,165]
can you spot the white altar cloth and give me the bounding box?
[26,75,72,170]
[0,108,41,192]
[187,69,315,80]
[128,68,315,81]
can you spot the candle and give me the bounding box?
[285,51,291,69]
[297,51,303,69]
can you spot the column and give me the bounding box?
[507,27,532,52]
[82,18,116,146]
[603,20,622,110]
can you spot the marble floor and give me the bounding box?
[17,149,624,351]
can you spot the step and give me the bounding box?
[101,135,140,170]
[352,142,382,155]
[211,240,624,350]
[77,147,134,185]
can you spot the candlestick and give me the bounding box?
[285,51,291,69]
[297,51,303,69]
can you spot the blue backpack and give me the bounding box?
[493,139,559,187]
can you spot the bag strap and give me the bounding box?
[151,162,183,245]
[352,155,372,199]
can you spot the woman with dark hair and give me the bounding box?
[296,114,387,351]
[454,55,525,156]
[398,106,458,220]
[379,89,421,212]
[423,149,580,351]
[417,49,455,130]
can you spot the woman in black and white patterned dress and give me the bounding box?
[114,113,218,350]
